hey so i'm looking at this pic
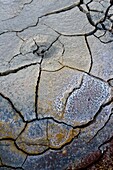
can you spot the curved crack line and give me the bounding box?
[14,129,81,156]
[87,109,113,143]
[39,2,80,19]
[94,34,113,44]
[21,155,28,169]
[35,64,42,119]
[43,22,98,37]
[72,97,113,130]
[78,5,96,27]
[107,78,113,87]
[31,98,113,131]
[60,76,84,120]
[0,31,9,36]
[15,123,27,141]
[0,62,39,77]
[97,4,112,24]
[38,117,74,128]
[8,51,33,65]
[0,165,24,170]
[84,35,93,73]
[99,133,113,150]
[0,92,26,123]
[2,0,34,22]
[41,66,65,72]
[56,63,107,84]
[13,18,39,33]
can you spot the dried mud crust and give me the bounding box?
[0,0,113,169]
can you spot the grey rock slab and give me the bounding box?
[59,36,91,72]
[38,67,84,121]
[63,74,110,126]
[0,0,77,32]
[0,140,26,167]
[16,119,49,154]
[88,35,113,81]
[17,22,58,41]
[0,32,23,72]
[0,0,33,21]
[40,7,94,35]
[0,64,39,121]
[0,94,25,139]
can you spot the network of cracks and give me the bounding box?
[0,0,113,169]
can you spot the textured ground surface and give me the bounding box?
[0,0,113,169]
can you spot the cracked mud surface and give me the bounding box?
[0,0,113,169]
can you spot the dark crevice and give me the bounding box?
[15,123,27,141]
[21,155,28,169]
[57,64,107,84]
[43,35,60,53]
[0,165,24,170]
[87,109,113,143]
[10,18,39,33]
[39,1,81,19]
[84,36,93,73]
[38,117,74,128]
[34,36,61,119]
[78,5,96,27]
[0,62,39,77]
[72,97,113,129]
[14,141,49,156]
[107,78,113,87]
[35,64,42,119]
[99,134,113,150]
[94,34,113,44]
[0,31,9,36]
[0,137,15,141]
[97,4,112,24]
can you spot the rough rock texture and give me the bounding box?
[0,0,113,169]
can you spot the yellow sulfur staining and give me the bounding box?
[48,119,79,149]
